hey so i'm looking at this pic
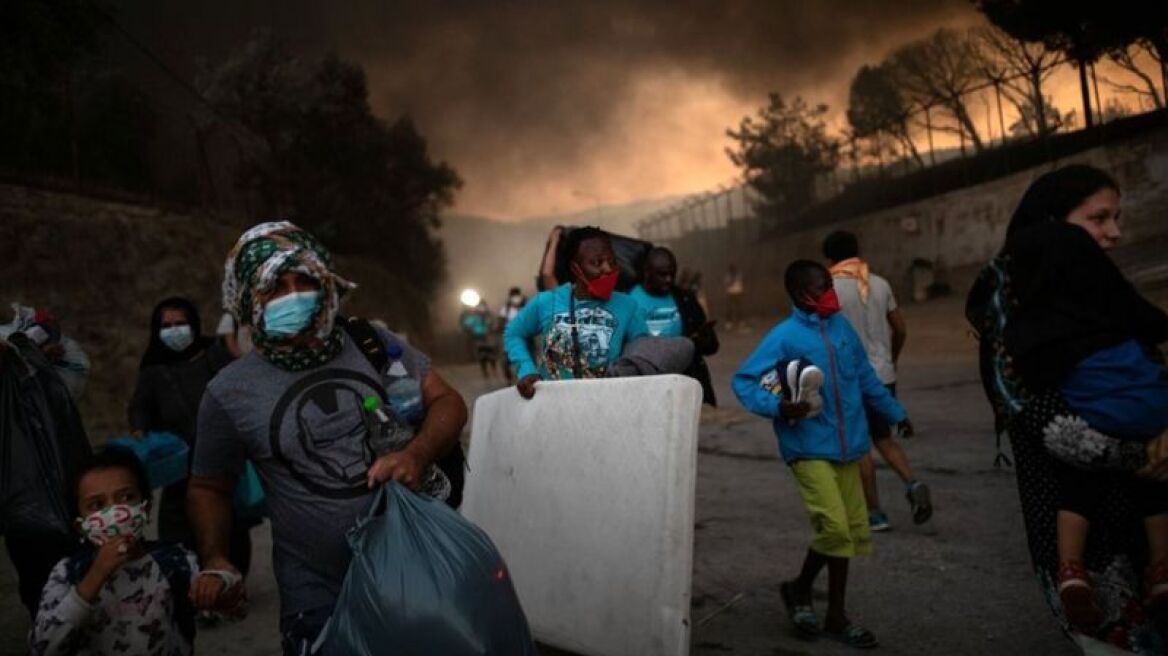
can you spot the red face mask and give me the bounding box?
[805,288,841,318]
[577,269,620,301]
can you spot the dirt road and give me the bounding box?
[5,291,1132,654]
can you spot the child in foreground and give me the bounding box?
[28,447,229,656]
[733,260,910,649]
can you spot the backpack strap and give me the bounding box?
[339,316,389,373]
[151,542,195,645]
[337,316,467,509]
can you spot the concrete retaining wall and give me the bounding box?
[672,125,1168,320]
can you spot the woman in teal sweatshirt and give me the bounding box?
[503,227,649,399]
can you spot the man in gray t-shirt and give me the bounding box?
[193,330,431,614]
[824,230,932,532]
[186,222,468,655]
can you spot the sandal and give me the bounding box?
[779,581,819,638]
[1057,560,1103,633]
[824,622,879,649]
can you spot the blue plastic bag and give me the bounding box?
[107,432,189,489]
[233,461,267,519]
[319,482,537,656]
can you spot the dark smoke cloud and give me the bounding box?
[120,1,978,218]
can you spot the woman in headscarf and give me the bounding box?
[128,297,254,586]
[966,164,1168,653]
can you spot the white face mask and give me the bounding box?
[159,325,194,352]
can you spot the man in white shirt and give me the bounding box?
[824,231,932,531]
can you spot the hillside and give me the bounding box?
[0,183,434,440]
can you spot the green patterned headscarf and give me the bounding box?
[223,221,356,371]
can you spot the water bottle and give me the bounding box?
[383,342,424,424]
[363,395,413,453]
[370,343,454,499]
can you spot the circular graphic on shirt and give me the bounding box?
[544,305,617,378]
[268,368,386,499]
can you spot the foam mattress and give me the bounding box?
[462,374,702,656]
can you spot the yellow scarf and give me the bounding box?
[829,257,870,304]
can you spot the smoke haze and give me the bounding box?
[119,1,980,219]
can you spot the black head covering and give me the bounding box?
[1003,164,1118,243]
[967,164,1168,391]
[139,297,213,369]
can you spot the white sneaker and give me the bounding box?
[781,359,824,418]
[796,364,824,418]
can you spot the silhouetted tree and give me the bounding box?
[1008,95,1070,138]
[0,0,106,178]
[1100,97,1133,123]
[847,64,924,168]
[973,26,1062,137]
[1116,3,1168,97]
[1104,42,1165,110]
[973,1,1134,129]
[886,28,987,151]
[726,93,840,226]
[76,72,156,191]
[202,33,461,295]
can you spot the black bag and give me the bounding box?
[339,317,466,509]
[540,225,653,292]
[1,334,91,537]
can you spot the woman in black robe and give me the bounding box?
[966,165,1168,653]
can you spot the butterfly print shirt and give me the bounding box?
[30,549,197,656]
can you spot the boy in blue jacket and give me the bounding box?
[733,260,910,649]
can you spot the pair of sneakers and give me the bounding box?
[761,359,824,422]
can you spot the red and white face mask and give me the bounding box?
[78,502,149,546]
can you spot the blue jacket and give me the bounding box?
[503,283,649,380]
[732,307,906,464]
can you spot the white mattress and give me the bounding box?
[462,374,702,656]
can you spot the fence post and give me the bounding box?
[924,105,937,167]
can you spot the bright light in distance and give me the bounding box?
[459,289,481,307]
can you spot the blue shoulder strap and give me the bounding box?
[150,542,196,645]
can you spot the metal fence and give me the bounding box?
[636,50,1166,244]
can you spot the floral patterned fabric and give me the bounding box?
[222,221,356,372]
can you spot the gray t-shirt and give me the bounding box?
[192,330,430,616]
[833,274,898,384]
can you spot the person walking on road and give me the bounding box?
[504,227,650,399]
[498,287,527,385]
[629,247,720,406]
[733,260,911,649]
[29,447,199,656]
[460,298,498,379]
[0,327,91,618]
[184,222,468,655]
[823,231,932,531]
[967,165,1168,652]
[723,263,745,329]
[128,297,255,585]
